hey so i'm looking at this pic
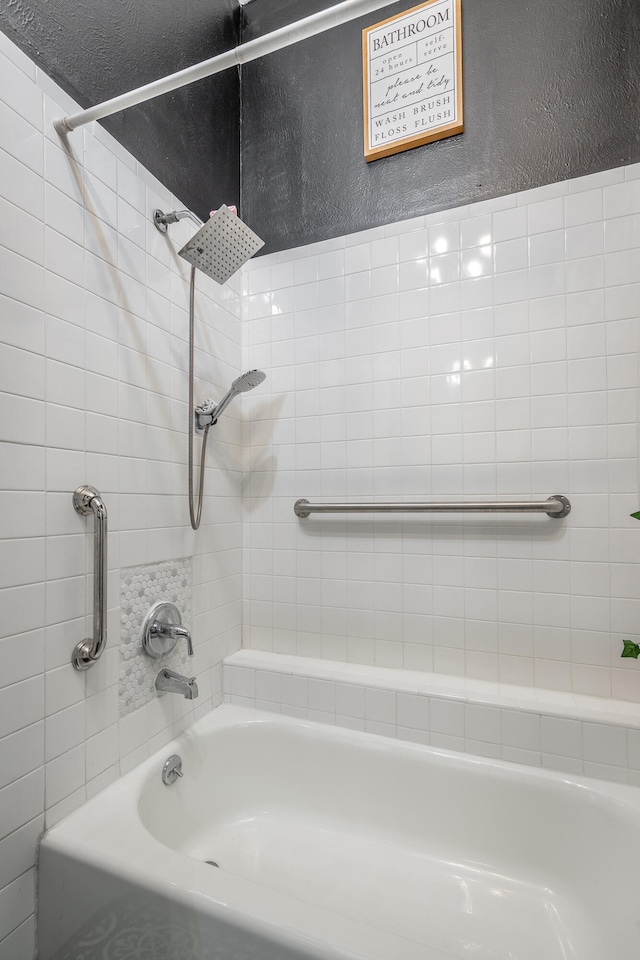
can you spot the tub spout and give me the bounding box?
[155,668,199,699]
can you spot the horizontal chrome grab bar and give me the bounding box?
[72,485,108,670]
[294,496,571,520]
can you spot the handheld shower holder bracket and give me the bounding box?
[194,411,212,434]
[194,398,217,434]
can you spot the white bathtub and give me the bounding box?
[39,704,640,960]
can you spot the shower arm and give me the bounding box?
[53,0,396,136]
[153,209,203,234]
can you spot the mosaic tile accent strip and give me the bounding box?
[120,558,193,716]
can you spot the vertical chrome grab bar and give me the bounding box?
[72,485,108,671]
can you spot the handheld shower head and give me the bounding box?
[195,370,266,431]
[231,370,267,393]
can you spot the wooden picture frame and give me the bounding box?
[362,0,463,162]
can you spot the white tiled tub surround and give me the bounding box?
[241,162,640,703]
[1,21,640,960]
[224,650,640,786]
[0,33,243,957]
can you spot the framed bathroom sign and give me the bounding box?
[362,0,463,162]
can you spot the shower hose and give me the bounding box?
[188,265,210,530]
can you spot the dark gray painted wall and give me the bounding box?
[241,0,640,254]
[2,0,639,251]
[0,0,240,220]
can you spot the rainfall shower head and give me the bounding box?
[180,206,264,284]
[195,369,266,431]
[153,204,264,284]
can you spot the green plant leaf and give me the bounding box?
[630,511,640,521]
[621,640,640,659]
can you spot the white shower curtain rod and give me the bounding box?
[54,0,394,135]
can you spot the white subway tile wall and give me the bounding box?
[224,651,640,785]
[3,25,640,960]
[0,34,242,956]
[240,163,640,706]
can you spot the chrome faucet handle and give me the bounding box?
[141,602,193,659]
[158,623,193,656]
[178,626,193,657]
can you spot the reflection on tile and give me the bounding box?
[462,245,493,279]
